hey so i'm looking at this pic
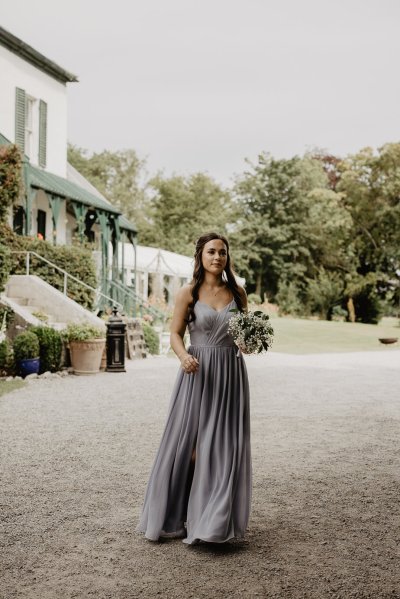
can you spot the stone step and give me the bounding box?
[9,297,29,306]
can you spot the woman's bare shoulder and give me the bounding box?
[175,283,193,305]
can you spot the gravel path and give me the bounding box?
[1,351,400,599]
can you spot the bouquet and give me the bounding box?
[228,309,274,354]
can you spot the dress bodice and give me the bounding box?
[188,299,236,347]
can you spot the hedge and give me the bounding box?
[0,223,98,310]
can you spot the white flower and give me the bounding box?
[228,309,274,354]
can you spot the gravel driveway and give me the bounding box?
[1,351,400,599]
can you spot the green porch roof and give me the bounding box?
[0,132,137,234]
[27,163,121,214]
[27,164,137,234]
[118,215,137,234]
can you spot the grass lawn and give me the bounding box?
[269,316,400,354]
[0,380,26,397]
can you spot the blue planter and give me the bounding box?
[19,357,40,378]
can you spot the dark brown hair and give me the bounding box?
[187,232,244,322]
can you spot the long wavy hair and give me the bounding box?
[187,232,244,322]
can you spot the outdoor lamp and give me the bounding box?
[106,306,126,372]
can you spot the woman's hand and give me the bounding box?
[180,353,199,374]
[237,343,250,355]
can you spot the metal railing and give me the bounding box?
[10,251,123,313]
[105,279,167,321]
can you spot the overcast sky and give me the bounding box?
[2,0,400,185]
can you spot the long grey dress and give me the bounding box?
[136,298,252,545]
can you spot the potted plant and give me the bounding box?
[13,330,40,377]
[63,323,106,375]
[30,326,63,373]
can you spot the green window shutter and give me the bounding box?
[39,100,47,168]
[15,87,26,152]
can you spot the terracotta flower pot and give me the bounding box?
[69,339,106,375]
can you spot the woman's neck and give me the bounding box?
[203,272,224,289]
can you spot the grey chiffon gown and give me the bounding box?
[136,298,252,545]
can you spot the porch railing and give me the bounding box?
[9,251,123,313]
[104,279,166,321]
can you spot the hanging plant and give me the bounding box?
[0,144,23,223]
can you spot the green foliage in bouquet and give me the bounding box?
[228,309,274,354]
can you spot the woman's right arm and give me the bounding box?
[170,285,199,373]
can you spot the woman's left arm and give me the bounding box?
[239,286,248,312]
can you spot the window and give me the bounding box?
[15,88,47,167]
[37,209,46,239]
[24,95,36,160]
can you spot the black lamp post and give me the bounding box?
[106,306,126,372]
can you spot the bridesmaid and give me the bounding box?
[136,232,251,544]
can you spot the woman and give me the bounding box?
[136,232,251,545]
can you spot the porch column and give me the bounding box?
[71,202,88,243]
[143,271,149,300]
[97,211,111,296]
[111,216,121,284]
[121,230,125,285]
[48,194,62,245]
[25,187,36,236]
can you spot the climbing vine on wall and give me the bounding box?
[0,144,23,223]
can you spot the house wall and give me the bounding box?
[0,45,68,177]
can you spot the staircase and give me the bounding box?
[1,274,106,340]
[1,250,165,343]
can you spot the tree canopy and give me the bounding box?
[67,142,400,323]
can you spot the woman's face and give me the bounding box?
[201,239,228,275]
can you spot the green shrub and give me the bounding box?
[0,144,23,222]
[63,322,105,342]
[0,339,14,375]
[13,331,40,361]
[30,326,63,373]
[142,322,159,355]
[0,244,11,293]
[0,223,98,310]
[354,286,383,324]
[276,280,305,316]
[247,293,262,305]
[0,305,15,330]
[305,269,344,320]
[331,305,348,322]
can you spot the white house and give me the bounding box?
[0,25,137,306]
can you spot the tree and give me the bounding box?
[144,173,234,256]
[233,153,339,302]
[67,144,152,241]
[338,143,400,319]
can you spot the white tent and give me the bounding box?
[117,244,193,304]
[117,243,245,305]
